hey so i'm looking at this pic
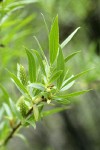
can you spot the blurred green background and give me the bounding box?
[0,0,100,150]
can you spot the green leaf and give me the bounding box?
[33,50,46,76]
[63,69,93,87]
[26,48,36,82]
[61,27,80,49]
[33,36,47,62]
[65,90,91,98]
[54,99,69,105]
[61,81,75,91]
[41,107,68,117]
[57,90,91,98]
[57,47,65,89]
[49,70,63,83]
[28,83,45,91]
[41,13,49,36]
[49,15,59,64]
[65,51,80,63]
[61,75,75,91]
[33,37,49,77]
[7,70,29,95]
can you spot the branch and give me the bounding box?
[3,107,33,146]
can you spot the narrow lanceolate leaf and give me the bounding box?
[26,48,36,82]
[33,50,46,76]
[63,69,93,87]
[7,70,28,95]
[65,51,80,63]
[57,47,65,89]
[61,27,80,49]
[61,75,75,91]
[60,80,75,91]
[56,98,70,105]
[49,15,59,64]
[58,90,91,98]
[49,70,63,84]
[33,36,47,61]
[41,13,49,36]
[28,83,45,91]
[41,107,69,117]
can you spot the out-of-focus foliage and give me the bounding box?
[0,0,38,85]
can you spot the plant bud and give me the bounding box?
[17,97,28,117]
[17,64,27,86]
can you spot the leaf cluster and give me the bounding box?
[0,15,91,147]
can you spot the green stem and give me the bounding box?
[2,107,33,146]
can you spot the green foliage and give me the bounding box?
[49,15,59,64]
[0,15,91,148]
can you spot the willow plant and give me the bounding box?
[0,15,91,148]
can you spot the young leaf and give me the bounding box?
[61,27,80,49]
[7,70,29,95]
[33,37,49,77]
[57,90,91,98]
[41,13,49,36]
[57,47,65,89]
[49,70,63,84]
[26,48,36,82]
[63,69,93,87]
[61,80,75,91]
[33,36,47,62]
[49,15,59,64]
[54,98,70,105]
[33,50,46,76]
[61,75,75,91]
[28,83,45,91]
[65,51,80,63]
